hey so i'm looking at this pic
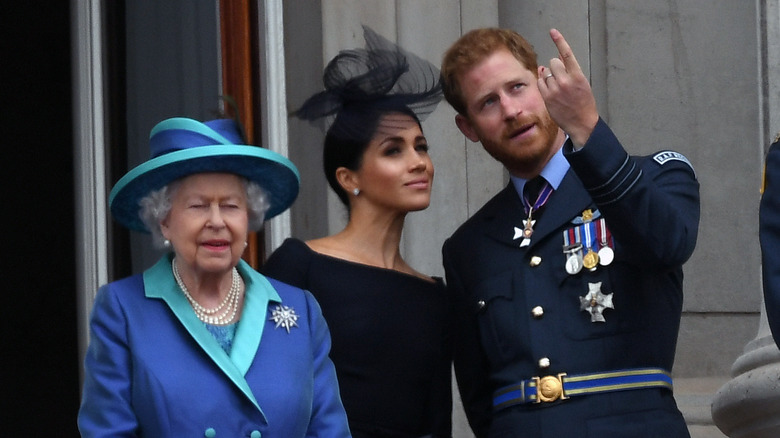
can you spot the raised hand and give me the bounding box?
[537,28,599,148]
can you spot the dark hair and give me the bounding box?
[324,104,421,206]
[292,26,441,206]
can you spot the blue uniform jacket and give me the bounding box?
[443,119,700,438]
[761,136,780,347]
[78,254,351,438]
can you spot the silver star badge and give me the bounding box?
[269,305,299,333]
[579,282,614,322]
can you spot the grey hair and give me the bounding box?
[139,185,173,248]
[138,178,271,249]
[245,181,271,230]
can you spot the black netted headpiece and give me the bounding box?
[293,25,443,142]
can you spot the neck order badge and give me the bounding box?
[517,177,553,247]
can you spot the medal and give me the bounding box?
[579,282,614,322]
[517,179,554,248]
[565,252,583,274]
[513,225,532,247]
[566,256,581,274]
[582,249,599,269]
[582,221,599,270]
[523,209,536,238]
[596,218,614,266]
[598,246,614,266]
[563,243,583,275]
[518,208,536,248]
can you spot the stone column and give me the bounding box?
[712,2,780,435]
[711,304,780,437]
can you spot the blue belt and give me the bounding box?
[492,367,673,410]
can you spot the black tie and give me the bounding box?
[523,176,551,216]
[523,176,546,203]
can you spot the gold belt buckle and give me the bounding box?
[533,373,568,403]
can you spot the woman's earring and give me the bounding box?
[244,241,248,248]
[352,188,360,196]
[163,239,171,248]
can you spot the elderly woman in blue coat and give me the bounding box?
[78,117,351,437]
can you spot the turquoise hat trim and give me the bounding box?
[109,117,300,232]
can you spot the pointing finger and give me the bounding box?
[550,28,583,76]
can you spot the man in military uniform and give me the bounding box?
[440,28,700,437]
[760,132,780,348]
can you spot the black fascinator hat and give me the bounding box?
[293,25,443,141]
[292,25,443,206]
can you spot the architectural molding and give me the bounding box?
[257,0,292,255]
[712,2,780,436]
[71,0,109,378]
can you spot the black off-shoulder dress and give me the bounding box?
[262,238,452,438]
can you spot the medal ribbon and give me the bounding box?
[565,226,580,247]
[522,178,554,215]
[596,219,613,250]
[583,221,596,252]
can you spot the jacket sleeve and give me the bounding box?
[78,284,139,437]
[565,118,700,269]
[761,139,780,347]
[443,238,492,438]
[303,290,352,437]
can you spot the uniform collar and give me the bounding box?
[510,142,570,197]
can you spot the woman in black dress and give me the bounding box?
[262,26,451,438]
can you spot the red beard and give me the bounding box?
[481,113,561,177]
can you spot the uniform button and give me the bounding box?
[531,306,544,318]
[204,428,216,438]
[538,357,551,369]
[530,256,542,267]
[477,300,486,310]
[250,431,261,438]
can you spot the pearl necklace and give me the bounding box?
[172,258,242,325]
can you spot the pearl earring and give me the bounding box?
[352,188,360,196]
[244,241,248,248]
[163,239,171,248]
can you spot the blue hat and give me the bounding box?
[109,117,300,232]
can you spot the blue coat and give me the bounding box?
[761,135,780,347]
[78,255,351,438]
[443,119,700,438]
